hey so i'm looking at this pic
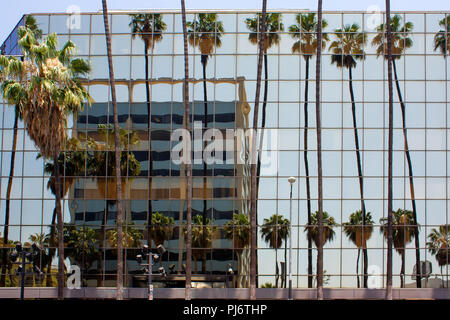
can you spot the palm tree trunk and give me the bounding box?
[0,109,18,287]
[250,0,267,300]
[254,52,268,288]
[53,154,65,300]
[97,205,107,287]
[348,66,368,288]
[274,247,278,288]
[304,56,314,289]
[145,42,154,249]
[401,250,405,288]
[385,0,394,300]
[102,0,124,300]
[356,248,361,288]
[201,54,208,275]
[315,0,324,300]
[284,235,287,288]
[392,59,421,288]
[181,0,192,300]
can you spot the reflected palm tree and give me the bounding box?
[330,23,369,287]
[129,14,167,243]
[380,209,418,288]
[180,0,193,300]
[427,225,450,283]
[249,0,267,300]
[0,24,91,299]
[64,226,98,287]
[260,214,289,288]
[315,0,325,300]
[184,215,215,274]
[0,16,42,287]
[433,16,450,57]
[343,210,374,288]
[224,213,250,288]
[372,15,421,288]
[246,13,283,198]
[101,0,126,300]
[86,124,141,288]
[186,13,223,274]
[41,137,87,287]
[289,12,328,288]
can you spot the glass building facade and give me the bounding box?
[0,10,449,290]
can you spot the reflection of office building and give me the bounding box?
[70,77,251,286]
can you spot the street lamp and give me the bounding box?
[9,242,43,300]
[288,177,296,300]
[136,244,167,300]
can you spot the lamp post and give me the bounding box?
[136,244,167,300]
[9,242,43,300]
[288,177,296,300]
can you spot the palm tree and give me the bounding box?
[260,214,289,288]
[329,23,369,287]
[372,14,421,288]
[315,0,324,300]
[184,215,215,274]
[384,0,395,300]
[129,14,167,246]
[180,0,193,301]
[0,16,42,287]
[427,225,450,281]
[249,0,267,300]
[149,211,174,247]
[0,25,91,299]
[223,213,251,288]
[380,209,418,288]
[187,14,224,274]
[289,12,328,288]
[343,210,374,288]
[102,0,126,299]
[434,16,450,57]
[304,211,337,249]
[87,124,141,287]
[245,12,283,200]
[41,137,87,287]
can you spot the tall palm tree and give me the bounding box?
[384,0,395,300]
[427,225,450,280]
[249,0,267,300]
[343,210,374,288]
[224,213,251,288]
[245,12,283,202]
[0,16,42,287]
[434,16,450,57]
[329,23,369,287]
[186,13,223,274]
[289,12,328,288]
[180,0,193,301]
[129,14,167,246]
[380,209,418,288]
[87,124,141,287]
[315,0,324,300]
[0,25,91,299]
[260,214,289,288]
[101,0,125,300]
[372,14,421,288]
